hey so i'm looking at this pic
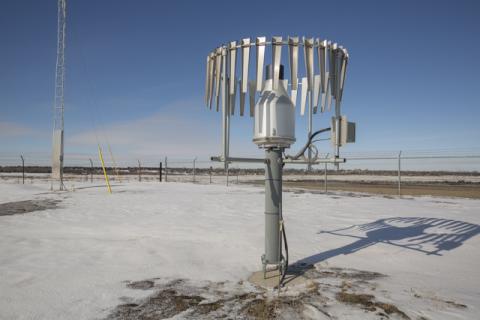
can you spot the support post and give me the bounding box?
[193,157,197,183]
[209,166,212,184]
[159,162,162,182]
[324,153,329,193]
[398,151,402,197]
[226,167,229,186]
[262,148,284,275]
[20,155,25,184]
[89,158,93,183]
[307,91,313,172]
[138,159,141,182]
[165,156,168,182]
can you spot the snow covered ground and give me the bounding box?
[0,181,479,319]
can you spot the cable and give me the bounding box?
[277,161,289,289]
[285,127,331,160]
[279,218,289,288]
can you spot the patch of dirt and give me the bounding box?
[336,291,410,319]
[444,300,467,309]
[0,199,60,216]
[107,287,205,319]
[107,267,424,320]
[126,280,155,290]
[413,291,468,310]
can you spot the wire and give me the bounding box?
[278,219,289,288]
[285,127,331,160]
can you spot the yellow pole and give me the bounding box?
[98,144,112,194]
[107,144,121,182]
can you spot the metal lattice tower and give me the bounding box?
[51,0,66,190]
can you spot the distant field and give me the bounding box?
[283,180,480,199]
[1,170,479,199]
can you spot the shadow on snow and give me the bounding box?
[289,217,480,276]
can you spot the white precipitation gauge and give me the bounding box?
[204,36,356,287]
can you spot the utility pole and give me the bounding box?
[51,0,66,191]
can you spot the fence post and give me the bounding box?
[138,159,142,182]
[324,153,329,193]
[159,162,162,182]
[398,151,402,197]
[89,158,93,183]
[226,166,229,186]
[165,156,168,182]
[20,155,25,184]
[193,157,197,183]
[209,166,212,184]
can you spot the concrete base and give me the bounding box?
[248,268,309,289]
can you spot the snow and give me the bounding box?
[0,181,479,319]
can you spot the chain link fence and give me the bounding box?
[1,150,479,198]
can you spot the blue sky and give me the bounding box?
[1,0,479,163]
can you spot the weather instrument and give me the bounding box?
[204,36,355,286]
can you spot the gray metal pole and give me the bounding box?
[89,158,93,183]
[398,151,402,197]
[20,155,25,184]
[209,166,212,184]
[262,148,283,273]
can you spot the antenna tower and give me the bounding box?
[52,0,66,190]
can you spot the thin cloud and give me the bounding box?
[68,99,221,158]
[0,122,33,136]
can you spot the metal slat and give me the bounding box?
[318,39,327,95]
[329,42,337,98]
[241,38,250,93]
[272,36,283,90]
[288,36,299,90]
[313,74,320,113]
[256,37,266,92]
[230,77,237,115]
[248,80,256,117]
[300,77,308,115]
[303,37,315,93]
[214,48,222,111]
[339,50,348,102]
[228,41,237,95]
[208,52,215,109]
[291,86,298,108]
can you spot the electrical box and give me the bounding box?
[331,116,355,147]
